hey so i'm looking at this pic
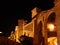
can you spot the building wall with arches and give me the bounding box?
[32,1,60,45]
[9,1,60,45]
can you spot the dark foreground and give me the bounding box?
[0,36,21,45]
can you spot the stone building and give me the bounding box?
[9,0,60,45]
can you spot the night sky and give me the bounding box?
[0,0,54,37]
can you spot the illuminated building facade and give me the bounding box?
[9,0,60,45]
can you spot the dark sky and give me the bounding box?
[16,0,54,18]
[0,0,54,37]
[16,0,55,23]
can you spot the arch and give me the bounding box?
[47,12,56,32]
[47,12,56,23]
[47,12,57,45]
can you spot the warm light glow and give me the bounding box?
[47,23,55,31]
[48,37,57,45]
[55,42,58,45]
[54,39,58,45]
[0,32,3,34]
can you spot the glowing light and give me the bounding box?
[55,42,58,45]
[54,39,58,45]
[0,32,3,34]
[47,23,55,31]
[48,37,57,45]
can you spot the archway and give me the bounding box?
[47,12,56,23]
[38,21,44,45]
[47,12,57,45]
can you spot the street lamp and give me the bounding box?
[47,23,55,31]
